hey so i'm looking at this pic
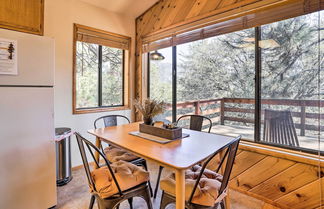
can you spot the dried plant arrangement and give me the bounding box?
[134,98,166,125]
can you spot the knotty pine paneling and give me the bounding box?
[231,156,296,190]
[228,142,324,209]
[250,163,322,200]
[230,151,266,179]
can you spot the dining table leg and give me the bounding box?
[94,136,101,169]
[175,169,185,209]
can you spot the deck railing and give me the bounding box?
[167,98,324,136]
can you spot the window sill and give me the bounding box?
[73,106,130,115]
[239,140,323,166]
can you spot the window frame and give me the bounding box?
[147,13,323,155]
[73,24,131,114]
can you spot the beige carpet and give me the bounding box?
[56,161,265,209]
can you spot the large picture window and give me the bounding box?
[260,11,323,150]
[176,29,255,140]
[73,24,130,114]
[148,11,323,154]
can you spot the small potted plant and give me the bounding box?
[134,98,166,125]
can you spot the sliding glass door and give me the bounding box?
[260,11,324,152]
[148,10,323,154]
[148,47,173,122]
[176,29,255,139]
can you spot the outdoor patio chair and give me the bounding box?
[159,136,241,209]
[94,115,153,195]
[75,133,153,209]
[262,109,299,147]
[153,114,213,198]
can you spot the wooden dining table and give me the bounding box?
[88,122,236,209]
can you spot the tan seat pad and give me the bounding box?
[91,161,149,199]
[160,165,222,207]
[104,146,140,162]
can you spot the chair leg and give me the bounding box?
[220,200,226,209]
[159,191,174,209]
[154,166,164,198]
[127,197,133,209]
[89,195,95,209]
[142,186,153,209]
[142,160,153,197]
[96,197,120,209]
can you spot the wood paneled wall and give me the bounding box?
[0,0,44,35]
[229,142,323,209]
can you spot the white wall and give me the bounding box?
[44,0,135,166]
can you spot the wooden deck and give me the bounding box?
[210,124,324,151]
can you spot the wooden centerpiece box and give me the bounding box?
[139,123,182,140]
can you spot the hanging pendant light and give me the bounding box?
[150,50,165,60]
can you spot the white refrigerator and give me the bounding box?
[0,29,56,209]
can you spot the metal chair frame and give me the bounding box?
[93,115,153,201]
[177,114,213,133]
[94,115,130,129]
[75,133,153,209]
[153,114,213,198]
[159,136,241,209]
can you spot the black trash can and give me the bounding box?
[55,127,73,186]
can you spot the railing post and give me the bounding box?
[300,105,306,136]
[220,99,225,125]
[194,101,200,115]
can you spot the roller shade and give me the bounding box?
[75,24,131,50]
[142,0,323,53]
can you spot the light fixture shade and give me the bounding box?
[150,50,165,60]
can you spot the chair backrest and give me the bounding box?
[188,136,241,204]
[177,114,212,133]
[75,132,123,196]
[94,115,130,129]
[262,109,299,147]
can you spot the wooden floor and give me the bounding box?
[210,124,324,151]
[56,161,273,209]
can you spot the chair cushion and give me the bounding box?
[104,146,140,162]
[160,165,223,207]
[91,161,149,199]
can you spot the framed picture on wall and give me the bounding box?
[0,38,17,75]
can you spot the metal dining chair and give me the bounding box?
[262,109,299,147]
[153,114,213,198]
[75,133,153,209]
[176,114,213,133]
[159,136,241,209]
[94,115,153,195]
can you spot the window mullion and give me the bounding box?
[172,46,177,123]
[147,52,151,98]
[254,27,262,142]
[98,45,103,107]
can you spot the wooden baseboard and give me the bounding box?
[72,164,84,171]
[72,159,106,171]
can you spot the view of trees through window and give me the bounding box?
[260,12,323,151]
[76,42,124,109]
[149,11,323,152]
